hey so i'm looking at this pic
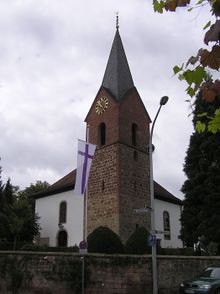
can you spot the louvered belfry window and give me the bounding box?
[132,123,138,146]
[99,122,106,146]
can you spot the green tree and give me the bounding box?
[180,91,220,247]
[0,179,17,242]
[0,160,5,209]
[153,0,220,132]
[0,165,41,248]
[0,161,4,195]
[4,179,17,207]
[18,180,50,210]
[0,163,6,240]
[8,198,40,249]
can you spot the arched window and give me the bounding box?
[57,230,68,247]
[99,122,106,146]
[59,201,67,224]
[163,211,171,240]
[132,123,138,146]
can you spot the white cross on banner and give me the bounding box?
[74,139,96,196]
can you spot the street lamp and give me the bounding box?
[149,96,169,294]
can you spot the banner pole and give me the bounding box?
[84,125,89,240]
[82,125,89,294]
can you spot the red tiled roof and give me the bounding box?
[35,169,182,205]
[35,170,76,198]
[154,181,182,205]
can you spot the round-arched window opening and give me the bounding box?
[57,230,68,247]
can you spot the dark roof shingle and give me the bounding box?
[102,29,134,100]
[35,169,182,205]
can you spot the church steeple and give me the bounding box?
[86,21,151,244]
[101,28,134,101]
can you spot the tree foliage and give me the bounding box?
[8,198,40,249]
[87,226,124,254]
[0,164,6,240]
[153,0,220,133]
[0,163,3,195]
[0,164,41,249]
[18,181,50,199]
[18,180,50,210]
[180,92,220,247]
[0,178,17,241]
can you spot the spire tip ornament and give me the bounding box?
[116,11,119,30]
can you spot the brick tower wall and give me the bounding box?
[86,87,151,243]
[117,89,151,242]
[86,88,120,146]
[87,144,120,236]
[118,143,151,243]
[86,89,120,236]
[119,88,150,152]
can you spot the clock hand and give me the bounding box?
[97,101,102,107]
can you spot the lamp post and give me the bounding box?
[149,96,169,294]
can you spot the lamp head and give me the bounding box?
[160,96,169,106]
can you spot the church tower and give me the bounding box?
[85,25,151,243]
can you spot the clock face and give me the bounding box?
[95,97,109,115]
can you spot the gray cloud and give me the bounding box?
[0,0,211,198]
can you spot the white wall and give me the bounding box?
[35,190,182,249]
[155,199,183,248]
[35,190,84,247]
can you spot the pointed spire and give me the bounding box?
[101,24,134,101]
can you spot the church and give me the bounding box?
[35,24,183,249]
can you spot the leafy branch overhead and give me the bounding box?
[153,0,220,133]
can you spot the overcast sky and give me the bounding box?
[0,0,211,199]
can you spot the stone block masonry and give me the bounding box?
[1,251,220,294]
[86,85,151,245]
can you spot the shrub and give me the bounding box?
[125,227,151,255]
[20,244,79,252]
[157,247,194,256]
[87,226,124,254]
